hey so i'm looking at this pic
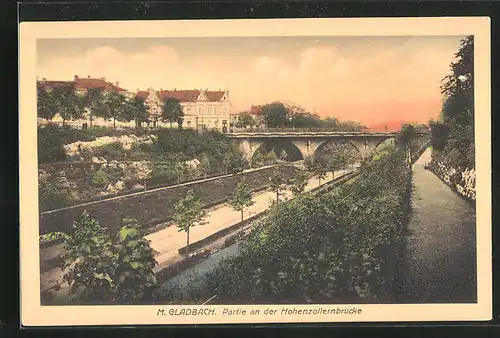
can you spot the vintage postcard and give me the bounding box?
[19,17,491,326]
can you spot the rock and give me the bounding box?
[91,156,100,164]
[118,163,127,170]
[132,183,144,190]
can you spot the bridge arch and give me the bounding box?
[251,139,304,166]
[312,139,363,164]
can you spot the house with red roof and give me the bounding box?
[135,87,231,132]
[37,75,136,127]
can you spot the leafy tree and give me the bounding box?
[313,161,328,186]
[51,85,84,124]
[123,97,149,128]
[289,170,308,196]
[429,119,449,151]
[173,190,207,256]
[269,167,287,204]
[104,91,128,128]
[83,88,106,127]
[162,97,184,129]
[303,155,315,172]
[228,181,255,223]
[438,35,475,169]
[397,124,418,164]
[237,112,256,128]
[198,154,212,180]
[262,102,288,128]
[37,83,57,120]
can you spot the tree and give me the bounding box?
[313,161,328,186]
[237,112,256,128]
[199,154,212,180]
[51,85,84,125]
[262,102,288,128]
[228,181,255,223]
[104,91,128,128]
[429,119,449,151]
[173,190,207,256]
[83,88,106,127]
[162,97,184,129]
[37,83,57,120]
[269,167,287,204]
[397,124,418,164]
[124,97,149,128]
[289,170,308,196]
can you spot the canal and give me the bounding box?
[394,149,477,303]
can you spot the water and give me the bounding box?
[394,150,477,303]
[160,241,242,294]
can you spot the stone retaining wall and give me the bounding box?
[428,160,476,201]
[39,165,298,235]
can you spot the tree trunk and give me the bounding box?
[170,121,173,128]
[113,117,116,128]
[276,190,279,204]
[186,227,190,256]
[89,111,93,127]
[241,209,244,223]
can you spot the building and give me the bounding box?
[37,75,134,127]
[135,87,231,132]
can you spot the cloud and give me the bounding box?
[37,37,460,124]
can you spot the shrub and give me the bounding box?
[39,181,73,211]
[95,142,126,160]
[59,211,158,304]
[92,169,110,188]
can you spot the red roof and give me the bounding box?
[136,89,226,103]
[37,75,127,92]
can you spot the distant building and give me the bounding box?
[37,75,135,127]
[136,87,231,132]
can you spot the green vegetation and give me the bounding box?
[228,181,256,223]
[157,145,411,304]
[55,211,158,304]
[173,190,207,257]
[269,167,287,204]
[289,170,308,196]
[161,97,184,128]
[430,35,474,170]
[92,169,110,188]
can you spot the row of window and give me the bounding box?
[149,104,229,115]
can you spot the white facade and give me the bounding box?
[140,88,232,132]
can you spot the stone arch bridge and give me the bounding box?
[226,131,427,163]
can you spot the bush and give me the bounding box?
[39,181,73,211]
[95,142,126,160]
[92,169,110,188]
[58,211,158,304]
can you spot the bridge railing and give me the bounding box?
[229,127,364,133]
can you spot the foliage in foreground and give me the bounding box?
[57,211,158,304]
[158,147,412,304]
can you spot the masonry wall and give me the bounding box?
[39,165,298,235]
[427,160,476,201]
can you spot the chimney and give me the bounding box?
[42,77,47,81]
[88,75,91,78]
[115,81,119,86]
[100,77,106,81]
[74,75,79,80]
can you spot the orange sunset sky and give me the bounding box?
[36,35,465,126]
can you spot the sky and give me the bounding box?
[36,35,465,126]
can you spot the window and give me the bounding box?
[208,107,212,114]
[215,107,220,113]
[223,108,228,114]
[199,107,204,114]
